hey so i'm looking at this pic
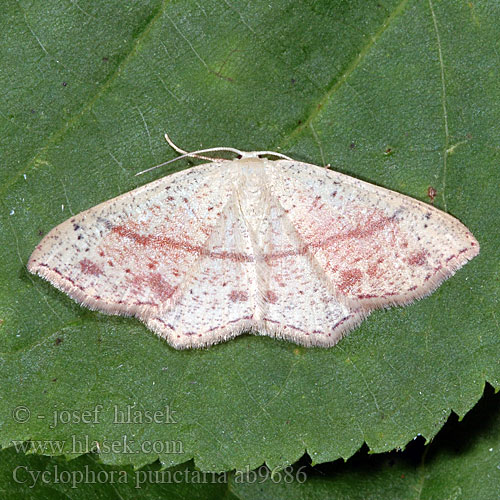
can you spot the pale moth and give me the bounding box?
[28,135,479,348]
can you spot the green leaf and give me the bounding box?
[1,0,499,471]
[1,385,499,498]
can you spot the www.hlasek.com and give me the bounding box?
[11,435,183,455]
[13,465,308,489]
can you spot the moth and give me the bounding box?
[28,135,479,348]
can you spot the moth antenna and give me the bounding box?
[135,134,294,176]
[136,146,244,177]
[164,133,214,161]
[164,133,293,162]
[250,150,294,161]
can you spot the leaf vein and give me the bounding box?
[279,0,410,148]
[1,0,168,199]
[429,0,450,211]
